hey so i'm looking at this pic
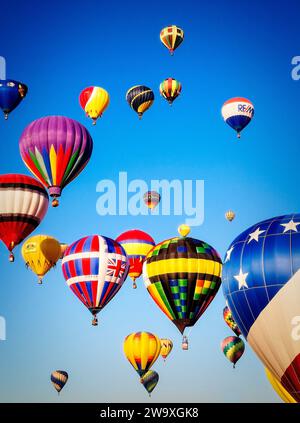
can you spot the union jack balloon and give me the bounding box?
[62,235,129,326]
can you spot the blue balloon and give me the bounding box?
[0,79,28,119]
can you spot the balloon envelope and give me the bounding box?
[51,370,68,393]
[265,368,296,403]
[79,86,109,124]
[160,25,184,55]
[221,97,254,138]
[221,336,245,367]
[0,79,28,119]
[223,306,241,336]
[140,370,159,395]
[160,338,173,360]
[159,78,181,105]
[223,213,300,401]
[126,85,154,118]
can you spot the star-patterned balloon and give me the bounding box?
[223,213,300,402]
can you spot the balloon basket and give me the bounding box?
[9,253,14,263]
[52,198,59,207]
[92,316,98,326]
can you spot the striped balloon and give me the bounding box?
[160,25,184,55]
[19,116,93,207]
[62,235,129,325]
[159,78,182,105]
[51,370,68,394]
[79,86,110,125]
[123,332,161,377]
[221,97,254,138]
[143,237,222,343]
[0,174,49,262]
[221,336,245,368]
[126,85,154,119]
[116,229,155,288]
[223,306,241,337]
[143,191,160,210]
[140,370,159,396]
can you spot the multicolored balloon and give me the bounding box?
[0,174,49,262]
[126,85,154,119]
[0,79,28,119]
[51,370,68,394]
[223,306,241,336]
[160,339,173,361]
[123,332,161,377]
[143,191,160,210]
[225,210,235,222]
[79,86,110,125]
[221,97,254,138]
[116,229,155,289]
[19,116,93,207]
[223,213,300,401]
[62,235,129,325]
[221,336,245,368]
[22,235,61,284]
[140,370,159,396]
[265,368,296,403]
[160,25,184,55]
[143,237,222,345]
[178,224,190,237]
[159,78,182,105]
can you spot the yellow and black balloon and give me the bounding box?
[160,25,184,55]
[126,85,154,119]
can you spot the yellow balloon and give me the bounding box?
[79,86,110,125]
[265,368,296,403]
[178,224,190,237]
[59,243,68,259]
[225,210,235,222]
[160,338,173,361]
[123,332,161,377]
[22,235,61,284]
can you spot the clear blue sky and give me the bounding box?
[0,0,300,403]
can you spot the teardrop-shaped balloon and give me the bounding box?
[225,210,235,222]
[62,235,129,325]
[140,370,159,396]
[221,336,245,368]
[160,338,173,361]
[0,79,28,119]
[143,191,160,210]
[19,116,93,207]
[51,370,68,394]
[178,224,190,237]
[79,86,110,125]
[160,26,184,55]
[223,306,241,336]
[123,331,161,377]
[22,235,61,284]
[0,174,49,262]
[126,86,154,119]
[221,97,254,138]
[159,78,182,105]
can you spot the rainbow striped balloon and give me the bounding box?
[223,306,241,336]
[221,336,245,368]
[116,229,155,288]
[159,78,182,105]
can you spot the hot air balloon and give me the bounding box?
[0,79,28,119]
[51,370,68,394]
[160,339,173,361]
[159,78,182,105]
[116,229,155,289]
[126,85,154,119]
[143,236,222,347]
[62,235,129,326]
[123,332,161,377]
[143,191,160,210]
[22,235,61,284]
[222,213,300,402]
[223,306,241,336]
[265,368,296,403]
[221,97,254,138]
[178,224,190,237]
[19,116,93,207]
[225,210,235,222]
[59,243,68,259]
[0,174,49,262]
[160,25,184,55]
[79,86,110,125]
[221,336,245,368]
[140,370,159,396]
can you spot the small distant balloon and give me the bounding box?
[160,339,173,361]
[51,370,68,394]
[0,79,28,119]
[178,224,190,237]
[221,97,254,138]
[160,25,184,55]
[159,78,182,105]
[225,210,235,222]
[143,191,160,210]
[126,85,154,119]
[140,370,159,396]
[79,86,109,125]
[223,306,241,337]
[221,336,245,368]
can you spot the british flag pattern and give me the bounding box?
[62,235,129,317]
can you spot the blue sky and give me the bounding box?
[0,0,300,402]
